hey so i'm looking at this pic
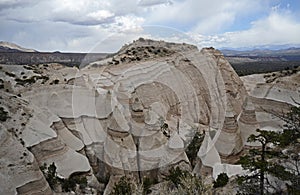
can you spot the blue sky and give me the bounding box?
[0,0,299,52]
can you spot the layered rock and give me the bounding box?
[241,68,300,132]
[215,101,243,157]
[238,97,261,146]
[0,92,52,195]
[0,39,260,193]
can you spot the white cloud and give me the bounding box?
[114,15,145,32]
[195,10,300,48]
[0,0,38,11]
[87,10,114,20]
[53,10,115,26]
[138,0,171,7]
[147,0,264,34]
[0,0,300,52]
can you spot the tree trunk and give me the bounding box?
[260,143,266,195]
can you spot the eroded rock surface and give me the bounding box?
[2,39,296,194]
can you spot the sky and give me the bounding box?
[0,0,300,52]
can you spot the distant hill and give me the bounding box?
[0,41,108,66]
[0,41,37,52]
[220,48,300,76]
[1,41,300,73]
[221,47,300,61]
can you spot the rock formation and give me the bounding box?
[2,38,297,194]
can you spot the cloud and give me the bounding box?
[196,10,300,48]
[233,13,300,45]
[53,10,115,26]
[146,0,264,34]
[138,0,172,7]
[0,0,300,52]
[0,0,38,11]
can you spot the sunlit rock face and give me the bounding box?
[0,39,258,193]
[241,70,300,133]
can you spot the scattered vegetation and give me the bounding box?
[23,65,33,70]
[110,167,209,194]
[186,131,204,168]
[237,105,300,194]
[165,167,188,188]
[213,173,229,188]
[40,162,87,192]
[53,79,59,84]
[15,75,49,85]
[165,167,210,194]
[5,71,15,77]
[232,61,300,76]
[0,107,9,122]
[111,176,133,195]
[108,45,174,65]
[142,177,157,194]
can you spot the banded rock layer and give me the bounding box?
[0,39,262,194]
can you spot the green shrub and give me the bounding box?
[165,167,188,188]
[5,72,15,77]
[186,131,204,168]
[40,162,87,192]
[61,178,76,192]
[111,176,132,195]
[15,75,49,85]
[213,173,229,188]
[0,107,9,122]
[53,79,59,84]
[143,177,157,194]
[61,175,87,192]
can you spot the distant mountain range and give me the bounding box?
[220,47,300,61]
[0,41,107,66]
[220,47,300,76]
[0,41,37,53]
[1,40,300,59]
[1,41,300,73]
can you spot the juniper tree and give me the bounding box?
[238,105,300,194]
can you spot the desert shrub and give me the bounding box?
[213,173,229,188]
[5,72,15,77]
[40,162,87,192]
[23,65,33,70]
[111,176,132,195]
[15,75,49,85]
[41,162,59,189]
[143,177,157,194]
[161,167,210,194]
[61,178,76,192]
[53,79,59,84]
[0,107,9,122]
[165,167,188,188]
[61,175,87,192]
[186,131,204,168]
[97,173,110,187]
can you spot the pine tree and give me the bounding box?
[238,105,300,194]
[237,129,280,195]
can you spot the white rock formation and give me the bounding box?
[241,69,300,132]
[4,39,294,193]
